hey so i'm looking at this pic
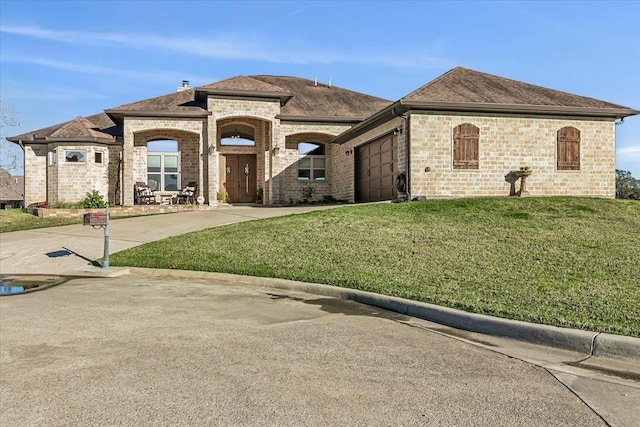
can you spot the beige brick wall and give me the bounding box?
[408,112,616,198]
[206,97,280,205]
[275,123,351,204]
[123,118,205,205]
[23,144,47,206]
[47,144,110,203]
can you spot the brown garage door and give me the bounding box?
[355,134,397,203]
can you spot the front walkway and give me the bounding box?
[0,205,343,275]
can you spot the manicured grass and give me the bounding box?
[0,209,81,233]
[110,197,640,337]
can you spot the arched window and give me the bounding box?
[147,140,180,191]
[557,127,580,170]
[453,123,479,169]
[298,142,326,181]
[220,123,255,146]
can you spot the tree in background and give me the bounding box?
[0,99,22,193]
[615,169,640,200]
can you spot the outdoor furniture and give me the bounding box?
[135,182,157,205]
[177,182,197,204]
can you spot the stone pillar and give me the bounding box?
[122,120,135,206]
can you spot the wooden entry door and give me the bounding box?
[221,154,257,203]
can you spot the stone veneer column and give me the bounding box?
[23,144,47,206]
[122,120,135,206]
[206,115,218,206]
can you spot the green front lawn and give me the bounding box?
[0,209,81,233]
[110,197,640,337]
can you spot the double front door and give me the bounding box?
[221,154,257,203]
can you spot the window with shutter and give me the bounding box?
[453,123,479,169]
[557,127,580,170]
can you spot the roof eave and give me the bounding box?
[196,88,293,105]
[105,109,210,119]
[276,115,364,124]
[331,101,406,144]
[399,100,640,119]
[8,136,117,144]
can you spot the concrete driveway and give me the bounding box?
[0,205,341,275]
[1,274,607,426]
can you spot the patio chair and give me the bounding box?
[177,182,198,204]
[135,181,157,205]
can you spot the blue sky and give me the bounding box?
[1,0,639,177]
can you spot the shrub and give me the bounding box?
[301,184,316,202]
[81,190,108,208]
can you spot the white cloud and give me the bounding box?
[616,145,640,154]
[0,24,449,68]
[0,55,211,85]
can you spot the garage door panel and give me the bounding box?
[355,134,398,203]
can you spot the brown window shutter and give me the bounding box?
[557,127,580,170]
[453,124,479,169]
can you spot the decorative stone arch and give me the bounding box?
[215,116,273,153]
[284,132,334,150]
[131,128,202,198]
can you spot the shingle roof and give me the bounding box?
[8,113,118,143]
[250,76,392,120]
[49,117,114,140]
[106,88,205,114]
[403,67,629,110]
[0,170,23,201]
[200,75,288,93]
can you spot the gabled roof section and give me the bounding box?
[8,113,119,144]
[250,76,392,121]
[50,117,113,141]
[105,88,209,120]
[197,75,292,105]
[401,67,637,116]
[333,67,638,144]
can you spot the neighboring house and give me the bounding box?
[0,169,24,209]
[8,67,638,207]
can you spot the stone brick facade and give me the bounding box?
[20,77,625,207]
[122,118,205,206]
[23,144,47,205]
[407,112,616,198]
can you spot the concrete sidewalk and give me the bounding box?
[0,205,342,275]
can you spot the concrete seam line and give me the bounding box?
[126,267,638,359]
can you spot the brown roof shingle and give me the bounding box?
[106,88,205,113]
[50,117,114,140]
[403,67,629,110]
[199,75,288,93]
[8,113,118,142]
[250,76,392,120]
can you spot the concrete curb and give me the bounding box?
[112,267,639,362]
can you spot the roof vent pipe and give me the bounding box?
[177,80,190,92]
[314,77,318,87]
[328,78,332,88]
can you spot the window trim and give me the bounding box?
[147,151,181,192]
[452,123,479,170]
[297,142,326,181]
[64,150,86,163]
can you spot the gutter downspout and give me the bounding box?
[392,107,410,200]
